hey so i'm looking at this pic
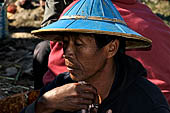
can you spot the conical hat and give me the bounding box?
[32,0,152,49]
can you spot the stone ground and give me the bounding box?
[0,0,169,100]
[0,3,44,99]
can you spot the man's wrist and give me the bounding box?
[35,96,55,113]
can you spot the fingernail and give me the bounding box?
[106,109,112,113]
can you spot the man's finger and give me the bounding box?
[76,83,97,95]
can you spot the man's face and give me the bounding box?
[63,34,108,81]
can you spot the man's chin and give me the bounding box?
[70,73,83,82]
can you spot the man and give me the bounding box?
[33,0,170,104]
[22,0,170,113]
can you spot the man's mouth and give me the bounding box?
[66,66,77,70]
[67,67,73,71]
[65,59,78,70]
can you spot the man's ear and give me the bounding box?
[105,39,119,58]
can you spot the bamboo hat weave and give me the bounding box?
[32,0,152,49]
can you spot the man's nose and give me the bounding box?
[63,42,74,58]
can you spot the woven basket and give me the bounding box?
[0,90,40,113]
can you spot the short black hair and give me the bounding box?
[94,34,125,54]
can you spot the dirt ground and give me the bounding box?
[0,0,170,100]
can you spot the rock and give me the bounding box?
[5,67,18,76]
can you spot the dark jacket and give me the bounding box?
[25,54,169,113]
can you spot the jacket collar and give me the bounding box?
[98,53,147,111]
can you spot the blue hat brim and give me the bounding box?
[32,19,152,49]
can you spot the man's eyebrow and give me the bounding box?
[75,36,89,44]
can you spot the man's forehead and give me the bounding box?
[63,33,95,40]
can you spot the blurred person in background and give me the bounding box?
[33,0,72,90]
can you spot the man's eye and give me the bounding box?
[75,42,82,46]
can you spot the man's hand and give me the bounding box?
[35,83,97,113]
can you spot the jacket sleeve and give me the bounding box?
[151,106,170,113]
[19,73,72,113]
[19,101,37,113]
[41,0,73,27]
[19,77,59,113]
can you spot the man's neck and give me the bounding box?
[86,58,116,103]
